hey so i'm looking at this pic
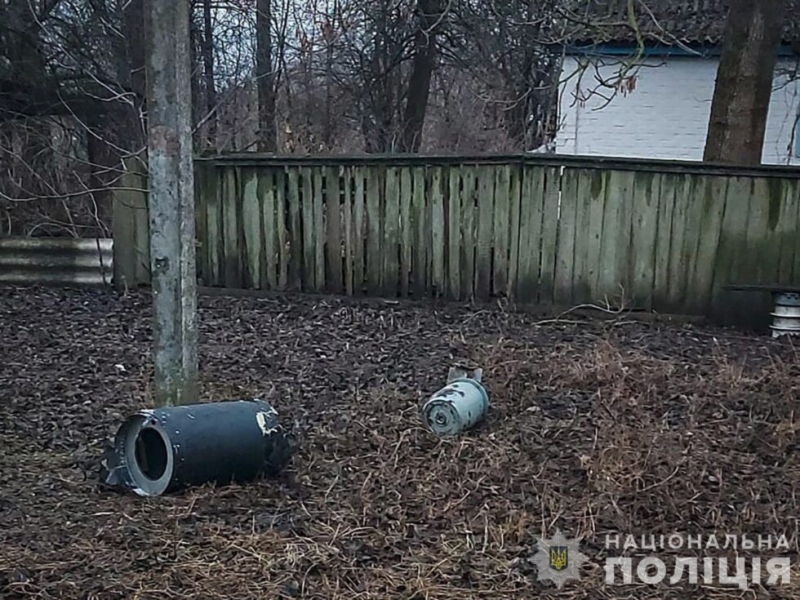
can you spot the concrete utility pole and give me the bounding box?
[144,0,198,406]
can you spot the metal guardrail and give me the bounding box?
[0,237,113,286]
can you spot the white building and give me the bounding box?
[553,0,800,165]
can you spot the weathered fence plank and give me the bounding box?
[430,167,446,297]
[258,170,276,289]
[193,162,208,285]
[400,168,413,296]
[762,179,786,285]
[597,171,629,303]
[326,166,343,294]
[596,170,634,306]
[313,169,325,291]
[538,166,561,304]
[366,166,383,293]
[114,157,150,288]
[690,176,728,314]
[712,177,764,322]
[343,168,354,295]
[300,168,315,291]
[595,168,619,305]
[275,168,288,289]
[711,176,750,314]
[775,179,799,285]
[664,176,692,310]
[475,167,495,300]
[460,168,476,300]
[242,168,262,289]
[744,179,775,285]
[653,173,678,311]
[515,166,543,303]
[661,175,691,311]
[570,169,596,304]
[286,167,303,290]
[492,166,511,297]
[447,167,461,299]
[680,176,709,307]
[790,180,800,284]
[412,166,427,295]
[507,165,522,298]
[615,171,637,306]
[554,167,580,305]
[584,170,607,302]
[353,167,366,293]
[204,165,220,285]
[222,167,241,287]
[630,171,661,310]
[383,167,400,296]
[570,171,590,304]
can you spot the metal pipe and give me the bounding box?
[100,399,292,496]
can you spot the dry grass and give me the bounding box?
[0,286,798,599]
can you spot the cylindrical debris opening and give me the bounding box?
[122,415,174,496]
[135,428,169,480]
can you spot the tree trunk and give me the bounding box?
[256,0,277,152]
[1,0,55,117]
[703,0,787,165]
[399,0,442,153]
[86,119,119,226]
[189,14,202,148]
[323,22,334,150]
[120,0,147,150]
[4,0,44,80]
[144,0,198,406]
[505,57,560,152]
[201,0,218,149]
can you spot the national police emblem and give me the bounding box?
[549,545,569,571]
[532,529,589,588]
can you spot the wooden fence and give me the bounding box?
[114,154,800,321]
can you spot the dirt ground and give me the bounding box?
[0,285,798,600]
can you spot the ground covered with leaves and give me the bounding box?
[0,286,798,599]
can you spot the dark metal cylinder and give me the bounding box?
[103,399,291,496]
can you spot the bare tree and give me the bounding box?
[447,0,563,151]
[200,0,219,148]
[18,0,793,243]
[704,0,789,165]
[256,0,278,151]
[399,0,444,152]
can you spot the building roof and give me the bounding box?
[565,0,800,47]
